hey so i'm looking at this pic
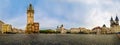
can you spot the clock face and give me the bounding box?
[27,13,34,18]
[27,13,34,24]
[30,13,33,16]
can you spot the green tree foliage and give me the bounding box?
[40,29,56,34]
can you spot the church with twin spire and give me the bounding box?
[110,15,120,33]
[110,16,119,27]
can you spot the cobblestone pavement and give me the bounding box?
[0,34,119,45]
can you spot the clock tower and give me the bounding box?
[25,4,39,34]
[27,4,34,24]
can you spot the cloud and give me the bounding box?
[85,8,113,29]
[34,0,84,29]
[32,0,120,30]
[81,0,120,29]
[0,0,120,30]
[5,13,26,29]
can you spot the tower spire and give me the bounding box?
[110,16,113,21]
[27,3,34,24]
[115,15,119,21]
[28,3,34,10]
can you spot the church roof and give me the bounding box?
[61,24,63,27]
[115,16,119,21]
[103,24,106,27]
[28,4,34,10]
[0,20,4,24]
[110,17,113,21]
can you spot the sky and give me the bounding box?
[0,0,120,30]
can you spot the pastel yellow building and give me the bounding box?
[2,24,12,34]
[70,27,90,34]
[110,26,120,33]
[12,28,25,34]
[0,21,4,33]
[70,28,80,33]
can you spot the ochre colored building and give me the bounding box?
[2,24,12,34]
[0,21,4,33]
[25,4,39,34]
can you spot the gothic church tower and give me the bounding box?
[110,16,119,27]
